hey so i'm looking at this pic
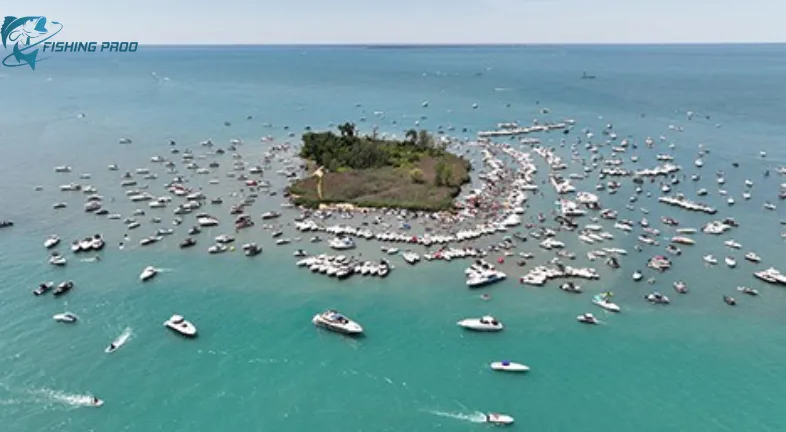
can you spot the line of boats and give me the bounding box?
[296,255,392,278]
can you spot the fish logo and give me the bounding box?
[1,16,63,70]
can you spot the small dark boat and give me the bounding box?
[179,237,197,248]
[53,280,74,297]
[243,243,261,256]
[34,282,54,296]
[724,295,736,306]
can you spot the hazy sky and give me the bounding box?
[4,0,785,44]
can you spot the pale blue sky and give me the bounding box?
[5,0,785,44]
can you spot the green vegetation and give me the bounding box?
[289,123,470,211]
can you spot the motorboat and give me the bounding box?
[560,282,582,293]
[724,295,736,306]
[44,235,61,249]
[164,314,198,338]
[215,234,235,244]
[312,310,363,335]
[577,313,598,324]
[645,291,670,304]
[703,255,718,265]
[485,413,514,426]
[53,280,74,296]
[49,253,67,266]
[744,252,761,263]
[490,361,529,373]
[724,240,741,249]
[91,234,105,250]
[592,294,620,312]
[632,270,643,282]
[456,316,503,332]
[466,270,507,288]
[725,256,736,268]
[34,281,54,296]
[329,237,355,250]
[754,268,786,285]
[737,286,759,296]
[673,281,688,293]
[208,244,228,254]
[53,312,78,323]
[243,243,262,256]
[179,237,197,248]
[105,329,131,353]
[140,266,158,281]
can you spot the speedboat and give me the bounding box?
[179,237,197,248]
[724,295,736,306]
[140,266,158,281]
[560,282,582,293]
[456,316,503,332]
[485,413,514,426]
[44,235,61,249]
[577,313,598,324]
[105,329,131,353]
[673,281,688,293]
[53,312,78,323]
[703,255,718,265]
[91,397,104,407]
[164,314,198,338]
[645,292,670,304]
[34,281,54,296]
[49,253,67,266]
[744,252,761,263]
[592,294,620,312]
[53,280,74,296]
[312,310,363,335]
[725,256,736,268]
[490,361,529,372]
[208,244,228,254]
[632,271,643,282]
[243,243,262,256]
[724,240,741,249]
[737,286,759,296]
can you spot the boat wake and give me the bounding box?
[28,388,96,408]
[426,410,487,423]
[156,268,175,273]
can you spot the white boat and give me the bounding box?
[725,257,736,268]
[163,314,198,338]
[44,235,61,249]
[140,266,158,281]
[105,328,131,353]
[577,313,598,324]
[724,240,741,249]
[745,252,761,263]
[456,316,503,332]
[592,295,620,312]
[703,255,718,265]
[632,271,643,281]
[490,361,529,372]
[53,312,78,323]
[312,310,363,335]
[91,398,104,407]
[49,253,67,266]
[485,413,514,425]
[328,237,355,250]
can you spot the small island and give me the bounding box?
[288,123,470,211]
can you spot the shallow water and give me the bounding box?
[1,44,786,431]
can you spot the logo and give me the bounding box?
[1,16,138,71]
[1,16,61,70]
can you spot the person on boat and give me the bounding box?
[93,397,100,404]
[109,343,116,350]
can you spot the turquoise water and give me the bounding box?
[1,44,786,431]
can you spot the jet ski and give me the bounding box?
[485,413,514,425]
[91,397,104,407]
